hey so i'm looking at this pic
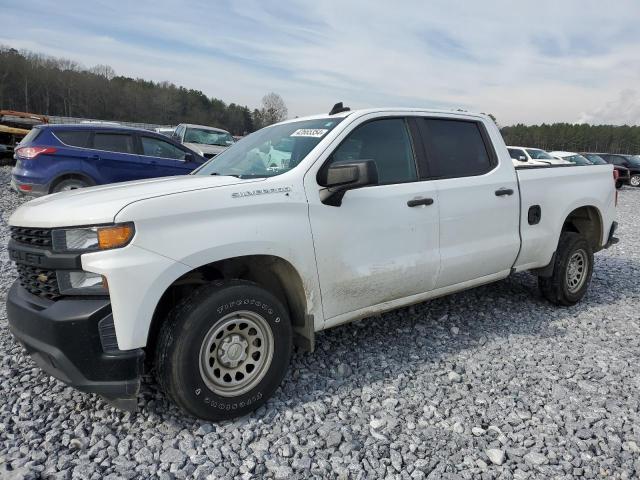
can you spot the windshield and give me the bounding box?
[564,154,591,165]
[526,148,555,160]
[194,117,344,178]
[185,127,234,146]
[627,155,640,167]
[583,154,606,165]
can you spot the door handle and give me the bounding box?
[88,154,100,160]
[495,188,514,196]
[407,197,434,207]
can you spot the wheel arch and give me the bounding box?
[146,254,314,363]
[561,205,603,252]
[49,172,96,193]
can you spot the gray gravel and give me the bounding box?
[1,164,639,479]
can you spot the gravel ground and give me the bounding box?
[1,164,639,479]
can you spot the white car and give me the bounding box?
[154,127,176,137]
[548,151,593,165]
[172,123,234,159]
[7,107,618,420]
[508,146,572,165]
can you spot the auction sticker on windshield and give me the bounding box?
[290,129,328,138]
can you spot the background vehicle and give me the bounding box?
[548,151,592,166]
[508,146,571,165]
[154,127,175,137]
[172,123,234,159]
[7,108,617,420]
[582,153,630,188]
[594,153,640,187]
[0,110,48,166]
[11,124,206,195]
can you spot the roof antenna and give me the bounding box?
[329,102,350,115]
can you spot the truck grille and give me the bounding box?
[10,226,53,247]
[16,264,61,300]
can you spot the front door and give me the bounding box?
[306,117,441,322]
[139,135,202,177]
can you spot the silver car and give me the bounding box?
[172,123,234,159]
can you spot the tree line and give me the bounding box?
[501,123,640,154]
[0,46,287,135]
[2,45,638,151]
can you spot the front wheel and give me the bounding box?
[155,280,292,420]
[630,174,640,187]
[538,232,593,306]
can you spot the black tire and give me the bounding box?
[538,232,593,306]
[155,280,292,420]
[51,178,89,193]
[615,181,623,189]
[630,174,640,188]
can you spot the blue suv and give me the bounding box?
[11,124,206,195]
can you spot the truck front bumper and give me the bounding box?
[6,281,144,409]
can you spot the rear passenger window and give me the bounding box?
[93,133,135,154]
[55,130,91,148]
[420,119,494,178]
[329,119,417,185]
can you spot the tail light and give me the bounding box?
[15,146,57,159]
[613,169,619,182]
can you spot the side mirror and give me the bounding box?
[518,155,527,162]
[184,153,195,162]
[318,159,378,206]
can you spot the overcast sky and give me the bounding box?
[2,0,639,126]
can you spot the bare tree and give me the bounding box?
[89,64,115,80]
[259,92,287,126]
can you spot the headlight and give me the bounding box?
[57,270,109,296]
[52,223,134,252]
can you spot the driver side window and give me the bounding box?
[141,136,187,161]
[328,118,417,185]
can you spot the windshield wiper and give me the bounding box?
[210,172,240,178]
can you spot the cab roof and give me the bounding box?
[277,108,491,125]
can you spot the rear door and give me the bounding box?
[89,131,144,183]
[416,117,520,288]
[138,134,203,176]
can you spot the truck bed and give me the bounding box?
[514,164,616,272]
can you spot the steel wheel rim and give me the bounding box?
[631,176,640,187]
[566,248,588,293]
[199,310,274,397]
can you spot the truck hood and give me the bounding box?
[10,174,260,228]
[184,142,228,156]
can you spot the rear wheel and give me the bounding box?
[615,181,623,189]
[155,280,292,420]
[51,178,89,193]
[538,232,593,306]
[630,174,640,187]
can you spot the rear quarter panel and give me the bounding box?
[514,164,616,271]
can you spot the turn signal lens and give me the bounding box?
[97,223,135,250]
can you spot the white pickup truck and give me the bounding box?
[7,106,618,420]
